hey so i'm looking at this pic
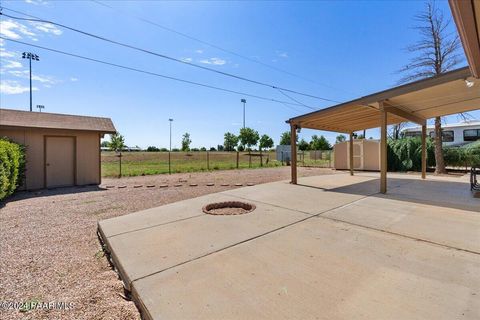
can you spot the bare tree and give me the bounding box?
[398,1,463,174]
[389,122,408,140]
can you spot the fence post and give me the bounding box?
[207,151,210,170]
[168,151,171,174]
[236,151,239,169]
[118,151,122,178]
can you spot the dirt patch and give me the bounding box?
[0,167,333,319]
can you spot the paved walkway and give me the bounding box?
[98,172,480,320]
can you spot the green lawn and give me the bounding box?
[101,151,281,177]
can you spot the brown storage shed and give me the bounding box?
[334,139,380,171]
[0,108,116,190]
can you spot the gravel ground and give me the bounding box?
[0,167,333,320]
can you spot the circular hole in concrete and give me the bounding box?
[202,201,256,216]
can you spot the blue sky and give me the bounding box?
[1,0,479,149]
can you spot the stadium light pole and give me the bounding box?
[169,118,173,174]
[241,98,246,128]
[36,105,45,112]
[22,52,40,112]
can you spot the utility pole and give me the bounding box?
[36,105,45,112]
[22,52,39,112]
[241,98,246,128]
[169,118,173,174]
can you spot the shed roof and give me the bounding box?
[287,67,479,133]
[0,108,116,133]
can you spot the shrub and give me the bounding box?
[387,138,480,171]
[387,137,435,171]
[444,141,480,168]
[146,146,160,152]
[462,141,480,166]
[0,138,25,200]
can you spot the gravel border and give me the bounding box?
[0,167,333,319]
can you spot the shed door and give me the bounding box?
[46,136,75,188]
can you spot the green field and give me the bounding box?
[101,150,334,177]
[101,151,280,177]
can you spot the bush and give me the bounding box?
[444,141,480,168]
[387,137,435,171]
[462,141,480,166]
[146,146,160,152]
[0,138,25,200]
[387,138,480,171]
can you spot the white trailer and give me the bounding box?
[401,120,480,147]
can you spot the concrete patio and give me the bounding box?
[98,172,480,320]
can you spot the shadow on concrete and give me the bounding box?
[299,177,479,213]
[2,185,107,204]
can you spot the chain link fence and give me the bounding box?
[101,150,335,177]
[101,151,281,177]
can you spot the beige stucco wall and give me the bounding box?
[0,126,101,190]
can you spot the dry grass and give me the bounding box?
[0,167,333,319]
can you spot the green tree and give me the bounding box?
[298,139,310,151]
[279,131,298,145]
[239,127,260,151]
[101,140,109,148]
[109,132,125,151]
[181,133,192,151]
[259,134,274,151]
[223,132,239,151]
[335,134,347,144]
[310,135,331,150]
[146,146,160,152]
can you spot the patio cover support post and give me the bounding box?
[349,132,354,176]
[290,123,297,184]
[380,102,387,194]
[421,124,427,179]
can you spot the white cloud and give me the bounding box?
[29,22,62,36]
[0,80,38,95]
[195,49,204,54]
[277,51,288,58]
[25,0,50,5]
[0,39,5,47]
[199,57,226,66]
[0,19,62,42]
[181,57,193,62]
[0,20,36,40]
[70,77,78,82]
[0,49,15,58]
[8,69,57,84]
[32,74,56,84]
[2,60,23,69]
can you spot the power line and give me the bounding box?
[1,37,315,109]
[0,8,341,104]
[276,88,316,110]
[91,0,353,96]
